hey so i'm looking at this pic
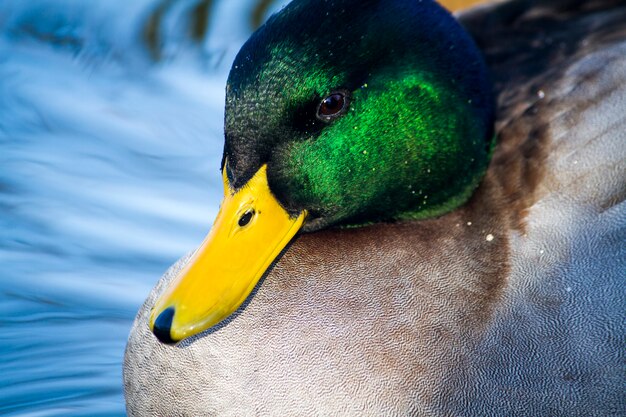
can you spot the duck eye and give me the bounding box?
[238,210,254,227]
[317,91,348,121]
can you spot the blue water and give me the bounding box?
[0,1,288,415]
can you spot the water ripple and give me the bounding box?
[0,0,290,414]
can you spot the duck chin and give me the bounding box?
[301,215,335,233]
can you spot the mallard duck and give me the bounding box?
[124,0,626,414]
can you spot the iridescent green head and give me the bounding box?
[149,0,495,343]
[223,0,494,231]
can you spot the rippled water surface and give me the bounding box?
[0,0,288,414]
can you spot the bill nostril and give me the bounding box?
[238,209,255,227]
[152,307,176,345]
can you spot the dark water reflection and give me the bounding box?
[0,0,288,414]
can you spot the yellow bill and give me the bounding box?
[149,164,306,344]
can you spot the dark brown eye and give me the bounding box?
[317,91,348,120]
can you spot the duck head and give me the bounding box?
[150,0,494,344]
